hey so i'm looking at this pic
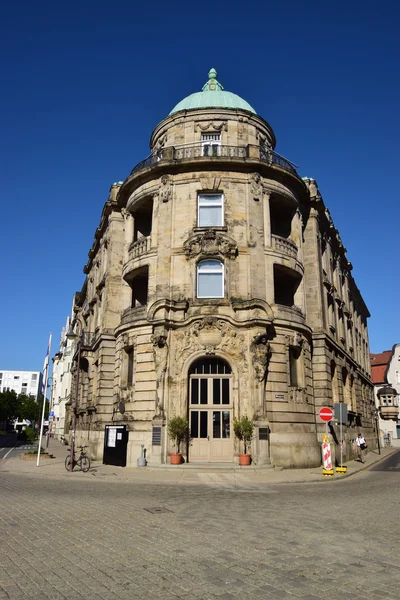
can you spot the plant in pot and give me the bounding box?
[167,416,189,465]
[233,416,254,466]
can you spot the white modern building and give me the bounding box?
[49,311,75,439]
[371,344,400,446]
[0,370,43,397]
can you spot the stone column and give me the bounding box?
[151,193,159,250]
[263,190,271,247]
[302,207,325,329]
[122,210,134,263]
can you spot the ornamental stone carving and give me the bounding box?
[250,172,265,202]
[173,318,247,373]
[154,134,167,154]
[184,230,237,259]
[194,121,228,132]
[288,387,308,404]
[157,174,172,203]
[285,332,305,349]
[199,176,221,191]
[250,333,272,382]
[122,333,137,350]
[151,333,169,415]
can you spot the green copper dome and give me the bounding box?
[169,68,256,115]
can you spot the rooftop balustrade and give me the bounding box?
[130,144,298,177]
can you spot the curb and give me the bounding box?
[1,448,397,486]
[311,448,399,483]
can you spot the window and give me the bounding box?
[381,395,393,407]
[289,346,304,388]
[197,260,224,298]
[122,347,135,389]
[127,348,135,388]
[130,267,149,308]
[201,133,221,156]
[197,194,223,227]
[31,374,37,380]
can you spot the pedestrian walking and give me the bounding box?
[355,433,367,463]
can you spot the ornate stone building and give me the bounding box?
[68,69,375,467]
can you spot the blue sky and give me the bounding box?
[1,0,398,371]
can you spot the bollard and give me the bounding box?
[322,434,334,477]
[137,444,147,467]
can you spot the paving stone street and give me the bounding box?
[1,450,400,600]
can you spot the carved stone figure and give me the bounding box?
[250,333,272,382]
[159,175,172,203]
[250,172,264,201]
[151,334,169,415]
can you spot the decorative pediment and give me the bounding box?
[183,230,238,259]
[173,317,247,365]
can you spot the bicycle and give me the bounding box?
[65,445,91,472]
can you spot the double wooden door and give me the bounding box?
[189,373,233,462]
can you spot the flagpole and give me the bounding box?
[37,333,52,467]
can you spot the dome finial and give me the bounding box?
[202,69,223,92]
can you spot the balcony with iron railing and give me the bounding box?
[129,144,299,178]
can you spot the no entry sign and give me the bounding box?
[319,407,334,422]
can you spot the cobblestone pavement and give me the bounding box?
[1,453,400,600]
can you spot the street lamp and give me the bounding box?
[374,407,381,455]
[66,323,82,472]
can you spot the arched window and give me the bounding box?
[189,357,232,376]
[197,259,224,298]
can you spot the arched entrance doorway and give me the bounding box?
[188,357,233,462]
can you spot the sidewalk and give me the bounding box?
[1,439,397,486]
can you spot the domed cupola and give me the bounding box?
[169,68,256,115]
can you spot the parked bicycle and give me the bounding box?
[65,445,91,472]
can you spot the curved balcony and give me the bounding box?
[272,235,298,260]
[129,236,151,259]
[120,306,147,326]
[130,144,299,177]
[379,406,399,420]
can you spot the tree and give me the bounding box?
[19,394,40,422]
[233,416,254,455]
[167,416,189,454]
[0,391,21,427]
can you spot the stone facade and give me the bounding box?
[50,313,74,439]
[68,73,375,468]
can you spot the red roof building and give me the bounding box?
[370,351,392,384]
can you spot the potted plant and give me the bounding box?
[233,416,254,466]
[167,416,189,465]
